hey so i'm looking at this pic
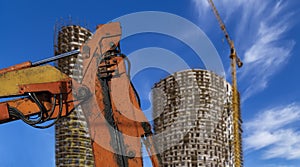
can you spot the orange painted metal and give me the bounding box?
[109,57,144,166]
[0,94,73,124]
[80,22,161,166]
[0,22,161,167]
[82,78,120,167]
[0,61,32,75]
[80,22,123,167]
[0,103,9,121]
[109,57,148,135]
[109,57,161,167]
[18,79,71,94]
[0,79,80,123]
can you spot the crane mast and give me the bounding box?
[207,0,243,166]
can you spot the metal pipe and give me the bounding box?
[32,50,80,66]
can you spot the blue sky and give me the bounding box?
[0,0,300,167]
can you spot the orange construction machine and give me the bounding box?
[0,22,162,167]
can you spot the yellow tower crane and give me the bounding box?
[207,0,243,166]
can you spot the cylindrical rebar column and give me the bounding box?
[54,25,94,167]
[152,69,241,167]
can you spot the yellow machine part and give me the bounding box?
[0,65,69,97]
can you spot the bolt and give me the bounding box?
[127,150,136,159]
[110,42,115,47]
[76,86,90,99]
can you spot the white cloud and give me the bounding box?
[240,0,296,99]
[245,104,300,131]
[264,165,296,167]
[191,0,296,100]
[191,0,209,18]
[244,103,300,159]
[263,129,300,159]
[244,131,280,150]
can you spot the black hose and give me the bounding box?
[8,94,63,129]
[32,93,63,129]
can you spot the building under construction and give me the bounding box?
[54,24,94,166]
[152,69,243,167]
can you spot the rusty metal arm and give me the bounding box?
[0,22,161,166]
[0,65,88,128]
[79,22,162,166]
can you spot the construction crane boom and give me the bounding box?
[207,0,243,166]
[207,0,243,68]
